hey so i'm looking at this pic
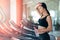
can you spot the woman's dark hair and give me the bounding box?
[41,3,50,15]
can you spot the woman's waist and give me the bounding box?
[38,26,46,29]
[39,32,48,35]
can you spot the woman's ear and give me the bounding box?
[43,8,46,11]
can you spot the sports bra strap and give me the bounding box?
[45,15,50,19]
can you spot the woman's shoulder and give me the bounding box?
[46,15,51,18]
[46,15,51,20]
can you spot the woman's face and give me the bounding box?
[37,6,44,14]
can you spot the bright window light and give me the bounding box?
[49,10,55,17]
[31,11,40,23]
[10,0,16,23]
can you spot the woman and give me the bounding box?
[34,2,52,40]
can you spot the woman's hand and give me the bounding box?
[34,27,39,34]
[34,27,47,34]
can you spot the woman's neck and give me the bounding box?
[42,11,48,17]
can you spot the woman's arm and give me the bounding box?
[45,16,52,32]
[38,16,52,33]
[34,16,52,34]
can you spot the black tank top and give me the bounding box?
[38,15,49,28]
